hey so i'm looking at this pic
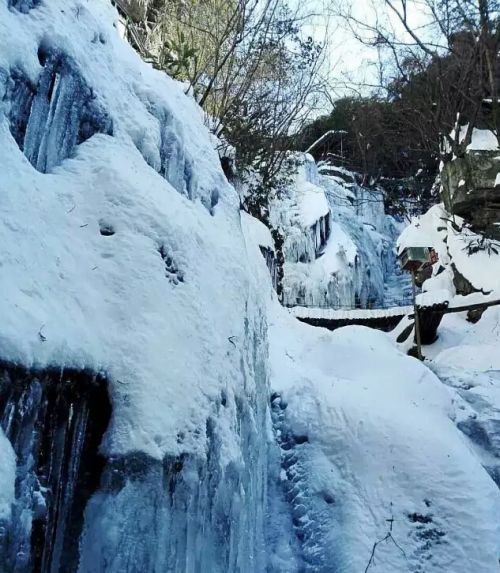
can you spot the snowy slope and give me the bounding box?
[267,302,500,573]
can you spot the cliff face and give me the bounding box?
[441,129,500,239]
[0,1,273,571]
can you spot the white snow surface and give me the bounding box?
[294,155,330,227]
[467,128,499,151]
[448,125,499,152]
[267,301,500,572]
[416,289,450,307]
[289,305,412,320]
[2,2,500,570]
[241,211,274,250]
[0,0,265,462]
[235,213,500,572]
[447,224,500,293]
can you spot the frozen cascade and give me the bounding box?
[0,312,274,573]
[77,319,271,573]
[382,218,413,306]
[275,156,410,309]
[1,1,500,570]
[0,363,110,573]
[4,48,113,173]
[0,297,275,573]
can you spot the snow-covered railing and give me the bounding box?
[289,305,413,321]
[284,296,414,311]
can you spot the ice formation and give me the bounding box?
[271,155,411,309]
[0,1,271,570]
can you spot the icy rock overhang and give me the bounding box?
[0,0,222,211]
[4,48,113,173]
[0,0,267,459]
[7,0,40,12]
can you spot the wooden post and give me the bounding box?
[411,270,423,360]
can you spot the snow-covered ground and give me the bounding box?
[261,264,500,572]
[246,192,500,571]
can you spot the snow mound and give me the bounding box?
[269,303,500,572]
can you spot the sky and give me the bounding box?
[297,0,438,104]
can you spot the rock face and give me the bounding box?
[441,150,500,239]
[0,1,277,571]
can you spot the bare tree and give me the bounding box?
[331,0,500,157]
[115,0,334,220]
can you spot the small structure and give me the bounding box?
[398,247,439,360]
[399,247,437,273]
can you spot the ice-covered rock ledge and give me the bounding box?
[0,1,275,570]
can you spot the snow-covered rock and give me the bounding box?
[398,203,500,296]
[0,1,272,571]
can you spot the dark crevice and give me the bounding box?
[99,220,115,236]
[0,361,111,573]
[3,48,112,173]
[8,0,41,12]
[158,244,184,284]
